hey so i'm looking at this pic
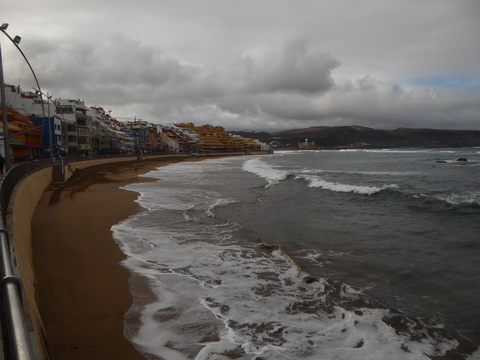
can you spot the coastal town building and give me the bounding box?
[88,106,135,155]
[175,123,262,153]
[1,83,269,162]
[298,139,316,150]
[0,106,43,161]
[88,107,110,155]
[55,98,93,157]
[124,120,153,154]
[161,125,189,153]
[3,84,61,158]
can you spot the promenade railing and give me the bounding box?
[0,155,133,359]
[0,154,140,359]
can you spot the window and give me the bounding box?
[57,106,74,114]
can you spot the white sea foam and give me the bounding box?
[339,148,436,154]
[300,174,393,195]
[467,348,480,360]
[300,168,420,176]
[413,190,480,208]
[206,198,238,218]
[433,191,480,207]
[242,157,290,186]
[242,156,401,194]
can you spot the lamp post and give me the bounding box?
[33,88,54,160]
[1,23,46,168]
[55,112,67,156]
[0,23,12,171]
[47,93,53,159]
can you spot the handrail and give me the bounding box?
[0,221,35,359]
[0,160,51,360]
[0,160,52,217]
[0,155,138,359]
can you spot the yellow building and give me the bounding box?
[240,137,261,151]
[175,123,263,153]
[193,125,242,152]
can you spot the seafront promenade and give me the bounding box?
[1,152,269,360]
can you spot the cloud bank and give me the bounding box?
[3,0,480,131]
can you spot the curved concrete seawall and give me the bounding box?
[10,166,54,359]
[9,157,139,359]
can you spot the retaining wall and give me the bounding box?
[9,157,135,359]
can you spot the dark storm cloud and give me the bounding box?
[12,34,480,131]
[38,35,187,90]
[3,0,480,130]
[241,40,340,94]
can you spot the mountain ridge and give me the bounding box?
[230,126,480,148]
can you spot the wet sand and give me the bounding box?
[31,155,211,360]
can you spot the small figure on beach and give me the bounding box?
[75,166,80,175]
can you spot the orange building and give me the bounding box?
[0,106,43,161]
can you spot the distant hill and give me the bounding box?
[230,126,480,148]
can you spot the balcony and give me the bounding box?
[77,128,91,137]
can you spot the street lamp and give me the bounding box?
[0,23,35,360]
[55,112,68,156]
[0,23,12,171]
[1,23,46,169]
[33,88,54,160]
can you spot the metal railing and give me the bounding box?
[1,160,52,214]
[0,159,51,360]
[0,155,138,359]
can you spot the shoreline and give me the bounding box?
[31,155,224,359]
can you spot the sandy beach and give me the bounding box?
[31,155,209,360]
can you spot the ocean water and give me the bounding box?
[112,149,480,360]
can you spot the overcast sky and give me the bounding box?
[2,0,480,131]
